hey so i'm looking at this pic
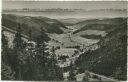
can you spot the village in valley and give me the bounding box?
[1,1,127,81]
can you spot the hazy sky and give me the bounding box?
[2,1,127,10]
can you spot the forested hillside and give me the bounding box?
[2,23,64,80]
[73,18,126,34]
[75,19,127,80]
[2,14,67,40]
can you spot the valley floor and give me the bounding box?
[47,25,118,81]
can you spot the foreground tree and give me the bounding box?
[1,32,15,80]
[33,27,50,80]
[2,31,9,64]
[2,25,64,81]
[13,24,27,80]
[1,61,15,80]
[82,70,91,82]
[68,62,76,81]
[47,46,64,80]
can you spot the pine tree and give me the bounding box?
[28,29,32,41]
[13,24,24,50]
[2,30,8,49]
[24,29,36,80]
[48,46,64,81]
[2,31,9,64]
[51,46,57,66]
[13,23,25,80]
[82,70,90,82]
[1,61,15,80]
[35,27,49,66]
[1,31,15,80]
[68,61,76,81]
[34,27,50,80]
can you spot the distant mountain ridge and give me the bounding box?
[3,8,126,19]
[3,8,126,12]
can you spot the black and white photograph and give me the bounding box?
[1,1,127,81]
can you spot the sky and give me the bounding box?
[2,1,127,10]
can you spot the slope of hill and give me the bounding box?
[73,18,126,32]
[2,14,68,40]
[72,18,126,40]
[75,20,127,81]
[57,18,87,26]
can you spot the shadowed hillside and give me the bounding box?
[72,18,126,40]
[75,20,127,80]
[2,14,68,40]
[73,18,126,34]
